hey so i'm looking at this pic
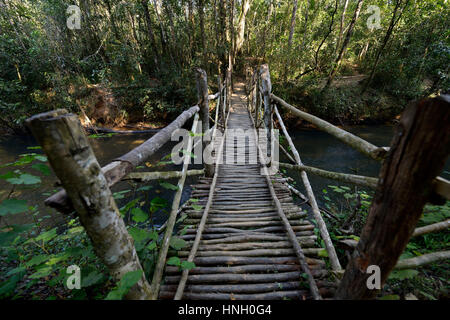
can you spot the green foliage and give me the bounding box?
[105,270,143,300]
[0,149,187,300]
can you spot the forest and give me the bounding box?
[0,0,449,302]
[0,0,448,133]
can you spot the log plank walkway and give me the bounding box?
[159,83,336,300]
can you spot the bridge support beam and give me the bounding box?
[335,95,450,299]
[26,110,152,300]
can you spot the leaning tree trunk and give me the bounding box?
[26,110,152,300]
[335,95,450,299]
[335,0,349,57]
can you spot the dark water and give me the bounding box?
[1,125,448,228]
[0,133,198,229]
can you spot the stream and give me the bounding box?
[1,125,448,229]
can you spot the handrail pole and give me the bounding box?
[260,64,272,158]
[274,106,342,272]
[174,89,232,300]
[149,112,200,299]
[271,93,384,161]
[45,105,199,214]
[248,104,322,300]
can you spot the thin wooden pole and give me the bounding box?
[26,110,151,300]
[271,94,385,161]
[260,64,272,157]
[45,105,199,214]
[278,162,378,189]
[249,107,321,300]
[150,113,200,299]
[274,106,342,272]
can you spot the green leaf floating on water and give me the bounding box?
[31,163,51,176]
[0,199,28,216]
[6,173,41,185]
[159,181,179,191]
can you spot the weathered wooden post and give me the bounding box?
[260,64,272,158]
[196,68,214,177]
[226,69,232,113]
[218,75,223,125]
[26,109,152,300]
[335,95,450,299]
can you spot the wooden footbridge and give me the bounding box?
[26,65,449,300]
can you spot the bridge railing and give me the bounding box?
[247,64,450,299]
[26,69,228,300]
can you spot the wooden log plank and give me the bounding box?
[178,248,322,257]
[149,112,200,299]
[160,290,310,300]
[161,281,302,294]
[192,256,324,266]
[164,270,326,284]
[274,105,342,272]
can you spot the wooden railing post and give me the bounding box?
[196,68,214,177]
[26,110,152,300]
[218,75,223,125]
[260,64,272,158]
[226,69,232,113]
[335,95,450,299]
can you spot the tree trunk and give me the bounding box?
[283,0,298,81]
[335,95,450,299]
[141,0,160,68]
[335,0,349,57]
[363,0,410,93]
[26,110,152,300]
[235,0,251,55]
[325,0,364,89]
